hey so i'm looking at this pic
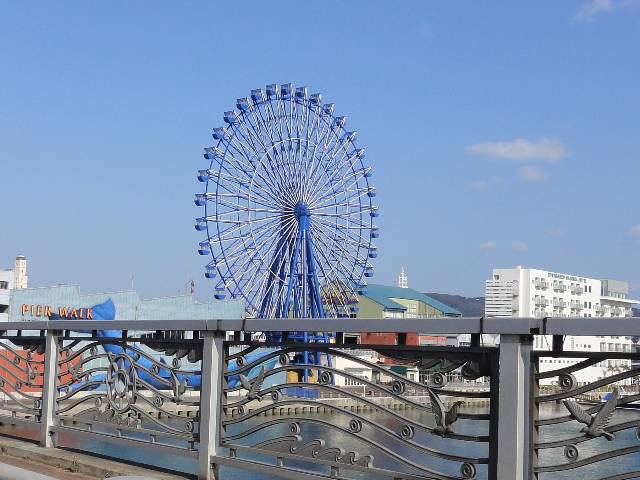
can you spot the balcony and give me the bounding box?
[535,297,548,307]
[570,301,583,310]
[552,299,567,308]
[570,285,584,295]
[553,283,567,293]
[595,305,608,315]
[535,280,549,290]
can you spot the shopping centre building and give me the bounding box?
[6,284,244,322]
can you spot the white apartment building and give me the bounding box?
[485,266,639,386]
[0,255,28,321]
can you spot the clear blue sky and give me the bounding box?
[1,1,639,299]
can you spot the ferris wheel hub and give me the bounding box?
[294,202,310,220]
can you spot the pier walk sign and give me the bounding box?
[20,304,94,319]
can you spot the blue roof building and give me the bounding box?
[356,284,462,318]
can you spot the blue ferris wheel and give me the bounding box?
[195,83,378,323]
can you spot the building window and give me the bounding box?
[0,281,8,289]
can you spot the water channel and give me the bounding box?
[3,403,640,479]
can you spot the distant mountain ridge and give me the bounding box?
[425,293,485,317]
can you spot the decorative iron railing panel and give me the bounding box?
[53,330,203,454]
[532,348,640,480]
[0,329,45,435]
[219,340,498,479]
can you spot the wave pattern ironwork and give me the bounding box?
[533,348,640,479]
[54,332,202,452]
[0,332,44,425]
[220,340,498,479]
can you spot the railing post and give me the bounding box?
[40,329,60,448]
[496,334,532,480]
[198,330,224,480]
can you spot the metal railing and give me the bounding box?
[1,317,640,480]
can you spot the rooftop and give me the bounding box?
[363,284,462,316]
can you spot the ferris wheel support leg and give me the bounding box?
[305,231,325,319]
[282,225,303,319]
[258,234,284,319]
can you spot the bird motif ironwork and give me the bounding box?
[428,387,464,436]
[239,366,266,401]
[563,387,619,441]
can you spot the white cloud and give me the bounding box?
[466,138,568,163]
[576,0,614,20]
[468,180,490,192]
[630,224,640,240]
[574,0,640,21]
[549,228,566,237]
[518,165,546,182]
[512,241,528,253]
[468,177,504,192]
[480,241,496,252]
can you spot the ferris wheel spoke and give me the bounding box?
[308,232,359,307]
[299,101,322,202]
[304,127,343,191]
[304,141,354,204]
[227,139,290,203]
[300,105,325,201]
[213,198,288,215]
[208,191,282,212]
[209,218,284,239]
[308,225,355,279]
[214,153,283,206]
[250,106,295,195]
[233,240,280,304]
[306,150,365,206]
[264,100,291,160]
[282,100,302,197]
[274,95,294,172]
[233,113,292,196]
[311,209,372,220]
[316,125,352,170]
[230,216,296,274]
[316,162,370,195]
[311,229,365,276]
[312,218,369,250]
[309,187,368,212]
[265,98,291,164]
[214,213,284,241]
[218,218,289,263]
[291,102,306,201]
[249,220,297,313]
[248,217,297,261]
[223,136,288,200]
[251,233,295,313]
[311,247,352,310]
[285,103,304,194]
[311,226,367,280]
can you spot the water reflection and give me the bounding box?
[537,403,640,479]
[2,405,640,479]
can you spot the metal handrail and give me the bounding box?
[4,315,640,335]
